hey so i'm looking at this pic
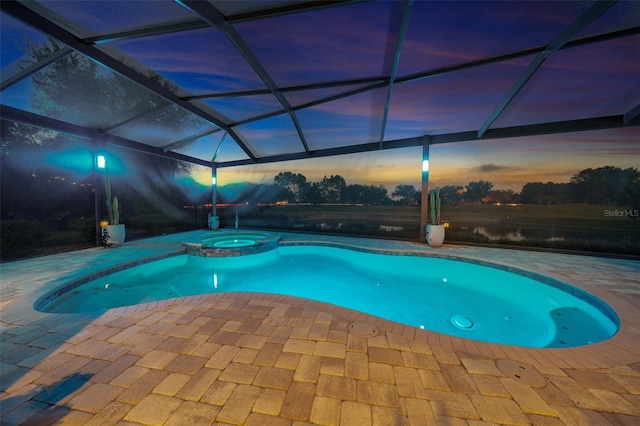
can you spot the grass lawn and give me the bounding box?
[443,203,639,232]
[219,203,639,255]
[225,203,638,232]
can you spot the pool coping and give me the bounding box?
[2,229,639,369]
[186,231,280,257]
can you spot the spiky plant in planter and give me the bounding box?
[429,186,441,225]
[426,186,445,247]
[101,166,125,246]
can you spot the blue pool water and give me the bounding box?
[38,246,618,348]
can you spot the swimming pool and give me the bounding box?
[37,245,619,348]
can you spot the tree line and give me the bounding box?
[219,166,639,207]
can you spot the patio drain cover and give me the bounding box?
[496,359,547,387]
[349,321,379,338]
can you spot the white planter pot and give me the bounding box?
[208,215,220,230]
[102,224,126,246]
[426,224,445,247]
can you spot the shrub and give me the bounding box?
[1,220,51,258]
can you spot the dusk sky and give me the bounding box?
[217,126,639,193]
[1,1,638,193]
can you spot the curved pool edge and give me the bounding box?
[35,234,620,349]
[279,239,623,333]
[32,250,186,314]
[6,229,637,368]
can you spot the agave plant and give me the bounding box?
[429,186,441,225]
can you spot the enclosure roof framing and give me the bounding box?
[3,103,632,171]
[1,0,638,166]
[379,0,413,148]
[178,0,311,154]
[477,0,617,138]
[1,0,257,161]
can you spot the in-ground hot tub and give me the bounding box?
[184,231,280,257]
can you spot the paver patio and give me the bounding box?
[1,230,639,425]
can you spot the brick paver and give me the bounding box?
[314,341,347,359]
[67,383,122,413]
[357,380,400,407]
[345,351,369,379]
[1,231,639,425]
[317,374,356,400]
[341,400,372,425]
[252,387,287,416]
[117,369,169,403]
[500,377,557,416]
[135,349,178,370]
[472,374,510,397]
[218,362,260,384]
[253,366,294,391]
[280,381,316,421]
[153,372,191,396]
[469,394,530,425]
[216,384,260,424]
[294,354,322,382]
[123,393,182,424]
[164,400,220,425]
[310,395,341,425]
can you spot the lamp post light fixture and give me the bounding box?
[97,154,106,170]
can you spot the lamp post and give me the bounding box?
[94,154,105,245]
[420,137,430,240]
[208,165,220,229]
